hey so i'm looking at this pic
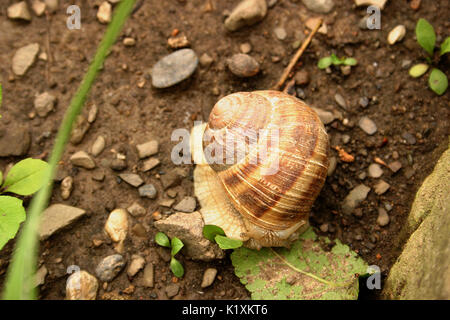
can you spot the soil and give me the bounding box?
[0,0,449,300]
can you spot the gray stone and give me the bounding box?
[224,0,267,32]
[201,268,218,288]
[66,271,98,300]
[151,49,198,88]
[388,161,402,173]
[70,151,96,169]
[34,92,56,117]
[358,116,377,135]
[127,202,146,217]
[359,96,369,108]
[368,163,383,178]
[274,27,287,40]
[374,180,390,195]
[334,93,347,109]
[12,43,39,76]
[39,204,87,240]
[136,140,159,159]
[341,184,371,215]
[402,132,416,145]
[165,283,180,298]
[376,208,390,226]
[91,136,106,157]
[173,196,197,213]
[138,184,157,199]
[95,254,126,282]
[0,126,30,157]
[119,173,144,187]
[302,0,334,13]
[127,255,145,277]
[311,107,336,125]
[141,158,160,172]
[7,2,31,21]
[227,54,260,78]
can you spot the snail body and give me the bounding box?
[192,90,329,249]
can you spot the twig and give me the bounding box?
[272,18,323,91]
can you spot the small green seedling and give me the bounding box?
[318,54,357,70]
[409,18,449,95]
[203,225,243,250]
[0,158,49,250]
[155,232,184,278]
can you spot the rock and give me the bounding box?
[274,27,287,40]
[159,199,175,208]
[151,49,198,88]
[376,208,390,226]
[127,202,146,217]
[127,255,145,277]
[327,156,337,176]
[161,171,183,189]
[105,209,128,252]
[319,223,329,232]
[227,54,260,78]
[66,271,99,300]
[31,0,46,16]
[167,35,189,49]
[7,2,31,21]
[334,93,347,109]
[0,126,30,157]
[45,0,59,12]
[388,25,406,45]
[142,263,154,287]
[12,43,39,76]
[95,254,126,282]
[240,43,252,54]
[402,132,416,145]
[154,211,225,261]
[34,92,56,118]
[91,136,106,157]
[294,70,310,86]
[70,151,96,169]
[173,196,197,213]
[388,161,402,173]
[342,184,371,215]
[87,104,98,123]
[301,0,334,13]
[123,37,136,47]
[141,158,160,172]
[119,173,144,187]
[359,96,369,108]
[354,0,387,10]
[61,176,73,200]
[136,140,159,159]
[138,184,157,199]
[368,163,383,178]
[224,0,267,32]
[97,1,112,24]
[201,268,218,288]
[340,65,351,76]
[305,17,328,34]
[167,189,178,198]
[70,115,90,145]
[199,53,214,68]
[35,265,47,287]
[358,116,377,135]
[132,223,147,237]
[311,107,336,125]
[39,204,87,240]
[110,158,127,171]
[165,283,180,298]
[374,180,390,195]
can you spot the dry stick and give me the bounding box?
[272,18,323,91]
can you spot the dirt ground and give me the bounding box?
[0,0,449,300]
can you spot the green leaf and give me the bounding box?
[343,58,357,66]
[330,54,344,65]
[428,68,448,95]
[215,234,243,249]
[231,228,368,300]
[170,257,184,278]
[171,237,184,256]
[203,224,225,242]
[3,159,49,196]
[416,18,436,56]
[440,36,450,56]
[409,63,429,78]
[318,57,332,69]
[155,232,171,248]
[0,196,26,251]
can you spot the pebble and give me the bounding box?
[7,1,31,21]
[240,43,252,54]
[402,132,416,145]
[136,140,159,159]
[141,158,160,172]
[227,54,260,78]
[327,156,337,176]
[199,53,214,68]
[294,70,309,86]
[66,271,99,300]
[167,35,190,49]
[167,189,178,198]
[119,173,144,187]
[342,134,351,144]
[123,37,136,47]
[334,93,347,109]
[91,136,106,157]
[87,104,98,123]
[105,209,128,252]
[151,49,198,88]
[110,158,127,171]
[97,1,112,24]
[359,96,369,108]
[0,126,30,157]
[401,59,412,69]
[127,202,146,217]
[70,151,96,169]
[358,116,377,135]
[340,65,351,76]
[341,184,371,215]
[136,184,157,200]
[70,115,90,145]
[161,170,183,189]
[224,0,267,32]
[368,163,383,178]
[311,107,336,125]
[95,254,126,282]
[165,283,180,298]
[201,268,218,288]
[388,161,402,173]
[374,180,390,195]
[127,255,145,277]
[387,25,406,45]
[61,176,73,200]
[274,27,287,40]
[39,204,86,240]
[142,263,154,288]
[12,43,39,76]
[132,223,147,238]
[35,265,47,287]
[31,0,46,16]
[45,0,59,12]
[354,0,387,9]
[319,223,329,232]
[174,196,197,213]
[34,92,56,118]
[305,17,327,34]
[159,199,176,208]
[301,0,334,13]
[376,208,390,226]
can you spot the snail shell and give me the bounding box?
[191,90,329,249]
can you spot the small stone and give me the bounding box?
[97,1,112,24]
[267,0,277,7]
[359,96,369,108]
[388,161,402,173]
[66,271,98,300]
[167,189,178,198]
[61,176,73,200]
[359,172,366,181]
[95,254,126,282]
[334,93,347,109]
[274,27,287,40]
[301,0,334,13]
[70,115,90,145]
[227,54,260,78]
[374,180,390,195]
[174,196,197,213]
[7,1,31,21]
[159,199,175,208]
[151,49,198,88]
[199,53,214,68]
[141,158,160,172]
[311,107,336,125]
[376,208,390,226]
[31,0,46,16]
[70,151,96,169]
[87,104,98,123]
[358,116,377,135]
[387,25,406,45]
[123,37,136,47]
[342,135,351,144]
[319,223,329,232]
[0,126,31,157]
[161,171,182,189]
[402,132,416,145]
[119,173,144,187]
[340,65,351,76]
[368,163,383,178]
[91,136,106,157]
[136,140,159,159]
[327,156,337,176]
[294,70,309,86]
[127,202,146,217]
[110,159,127,171]
[39,204,87,240]
[44,0,59,12]
[354,0,387,9]
[165,283,180,298]
[35,265,48,287]
[342,184,371,215]
[401,59,412,69]
[240,43,252,54]
[167,35,190,49]
[138,184,157,199]
[127,255,145,277]
[105,209,128,252]
[201,268,218,288]
[224,0,267,32]
[142,263,154,288]
[305,17,327,34]
[12,43,39,76]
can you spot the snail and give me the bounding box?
[191,90,329,249]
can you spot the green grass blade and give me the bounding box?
[2,0,136,300]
